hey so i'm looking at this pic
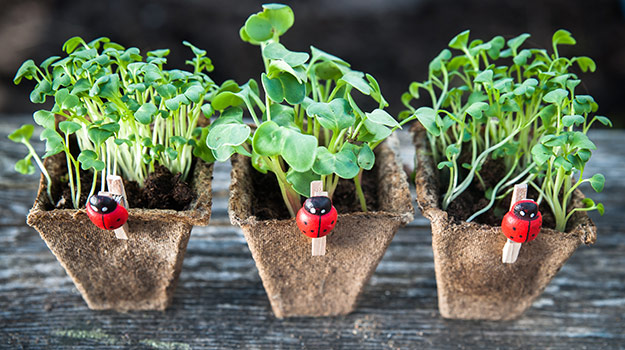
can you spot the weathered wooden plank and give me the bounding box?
[1,115,624,349]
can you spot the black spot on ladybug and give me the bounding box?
[302,230,306,234]
[509,236,514,239]
[513,227,516,231]
[117,218,121,222]
[532,234,536,237]
[323,229,327,232]
[304,221,308,225]
[310,230,314,233]
[519,235,523,238]
[331,220,334,224]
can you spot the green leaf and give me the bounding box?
[263,104,295,127]
[414,107,440,137]
[339,71,372,95]
[445,144,460,159]
[263,42,309,67]
[595,116,612,127]
[531,144,552,165]
[182,41,206,57]
[87,127,113,145]
[211,91,245,111]
[562,115,585,127]
[282,130,317,172]
[552,29,576,47]
[62,36,86,54]
[474,70,493,85]
[429,49,451,71]
[40,129,64,158]
[589,173,605,192]
[507,33,531,52]
[554,156,573,172]
[437,161,453,169]
[193,128,216,164]
[251,149,269,174]
[570,131,596,150]
[59,121,81,135]
[184,85,204,103]
[543,88,568,105]
[486,36,505,59]
[306,98,354,132]
[537,104,557,125]
[286,168,319,197]
[252,120,283,156]
[513,49,531,66]
[77,150,105,171]
[206,123,251,150]
[134,103,158,124]
[357,144,375,170]
[15,156,35,175]
[361,118,391,142]
[71,78,91,95]
[280,74,306,105]
[312,147,360,179]
[8,124,34,143]
[244,14,273,42]
[541,134,567,147]
[30,80,52,103]
[164,94,190,111]
[448,30,470,50]
[261,73,284,103]
[574,56,596,73]
[156,84,176,99]
[366,109,399,128]
[54,88,80,110]
[14,60,38,84]
[466,102,489,120]
[33,110,55,130]
[596,203,605,215]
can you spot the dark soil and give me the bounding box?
[49,154,193,211]
[250,167,379,221]
[444,158,556,230]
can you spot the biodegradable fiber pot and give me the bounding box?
[413,129,597,320]
[229,140,414,318]
[26,156,213,311]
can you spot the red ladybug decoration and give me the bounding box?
[501,199,542,243]
[86,194,128,230]
[296,196,338,238]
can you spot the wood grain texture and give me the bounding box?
[1,115,624,349]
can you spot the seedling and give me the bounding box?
[402,29,609,232]
[11,37,218,209]
[206,4,416,217]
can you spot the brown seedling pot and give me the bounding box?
[228,141,414,318]
[26,156,213,311]
[413,128,597,320]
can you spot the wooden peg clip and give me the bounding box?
[310,180,328,256]
[502,184,526,264]
[106,175,129,240]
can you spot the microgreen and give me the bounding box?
[12,37,218,208]
[402,29,610,232]
[207,4,415,217]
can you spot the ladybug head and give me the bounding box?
[88,195,118,214]
[303,196,332,216]
[512,200,539,220]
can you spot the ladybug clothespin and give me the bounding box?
[86,175,130,239]
[501,184,542,263]
[296,180,338,256]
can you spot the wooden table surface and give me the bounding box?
[0,115,623,349]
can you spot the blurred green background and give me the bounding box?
[1,0,623,126]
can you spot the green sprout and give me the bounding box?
[12,37,218,209]
[206,4,416,217]
[402,29,610,232]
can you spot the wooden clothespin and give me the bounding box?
[501,184,542,263]
[310,181,328,256]
[106,175,129,240]
[295,180,338,256]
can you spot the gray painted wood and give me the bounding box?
[0,115,623,349]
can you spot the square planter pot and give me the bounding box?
[26,156,213,311]
[228,140,414,318]
[413,128,597,320]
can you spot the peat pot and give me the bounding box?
[27,157,213,311]
[413,129,597,320]
[229,140,414,318]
